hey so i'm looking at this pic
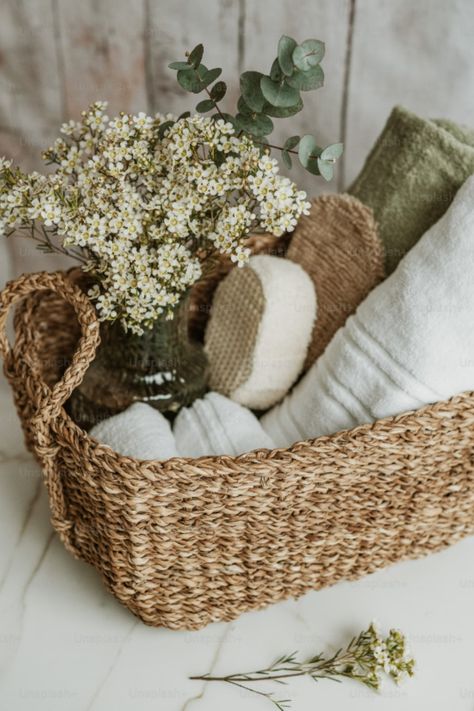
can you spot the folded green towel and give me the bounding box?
[349,106,474,274]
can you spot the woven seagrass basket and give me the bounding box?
[1,267,474,630]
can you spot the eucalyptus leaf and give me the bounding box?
[178,111,191,119]
[168,61,191,71]
[278,35,297,76]
[292,39,325,71]
[286,64,324,91]
[235,112,274,137]
[240,71,266,113]
[177,64,208,93]
[201,67,222,87]
[196,99,215,113]
[320,142,344,161]
[210,81,227,101]
[188,43,204,68]
[284,135,300,150]
[270,58,283,82]
[262,98,303,118]
[260,76,300,108]
[305,160,321,176]
[157,120,174,138]
[237,97,253,115]
[298,134,322,173]
[317,158,334,180]
[281,150,292,169]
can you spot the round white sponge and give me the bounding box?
[205,255,317,410]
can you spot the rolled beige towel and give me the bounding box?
[287,193,385,370]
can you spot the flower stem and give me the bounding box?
[189,624,415,710]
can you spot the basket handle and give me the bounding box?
[0,270,100,424]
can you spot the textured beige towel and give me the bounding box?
[287,194,385,370]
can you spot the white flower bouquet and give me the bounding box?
[0,35,343,423]
[0,105,310,333]
[0,36,342,334]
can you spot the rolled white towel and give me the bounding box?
[174,392,275,457]
[90,402,179,460]
[261,174,474,447]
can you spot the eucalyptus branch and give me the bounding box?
[254,140,299,156]
[168,36,344,179]
[184,53,226,121]
[190,624,415,710]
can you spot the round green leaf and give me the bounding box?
[298,134,322,173]
[292,39,325,71]
[196,99,215,113]
[178,111,191,120]
[188,43,204,68]
[278,35,297,76]
[235,112,274,137]
[240,71,266,113]
[320,142,344,161]
[202,67,222,88]
[305,161,321,176]
[260,76,300,108]
[210,81,227,101]
[237,97,253,115]
[262,98,303,118]
[168,61,191,71]
[270,58,283,82]
[286,64,324,91]
[157,120,174,138]
[177,64,208,93]
[284,135,300,151]
[281,150,292,169]
[317,158,334,181]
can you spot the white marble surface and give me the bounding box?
[1,375,474,711]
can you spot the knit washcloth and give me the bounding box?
[286,193,384,370]
[349,105,474,274]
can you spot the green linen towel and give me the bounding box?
[349,106,474,274]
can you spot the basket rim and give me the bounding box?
[5,268,474,472]
[56,387,474,470]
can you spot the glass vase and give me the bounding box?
[67,293,209,430]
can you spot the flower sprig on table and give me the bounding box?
[190,623,415,710]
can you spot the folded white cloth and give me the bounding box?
[90,402,179,460]
[261,175,474,446]
[174,392,275,457]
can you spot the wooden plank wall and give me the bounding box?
[1,0,474,282]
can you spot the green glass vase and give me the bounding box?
[68,293,209,430]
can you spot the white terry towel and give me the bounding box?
[90,402,179,460]
[174,392,275,457]
[261,174,474,447]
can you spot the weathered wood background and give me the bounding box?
[1,0,474,284]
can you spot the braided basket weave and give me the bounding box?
[1,270,474,630]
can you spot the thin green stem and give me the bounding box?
[253,140,299,156]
